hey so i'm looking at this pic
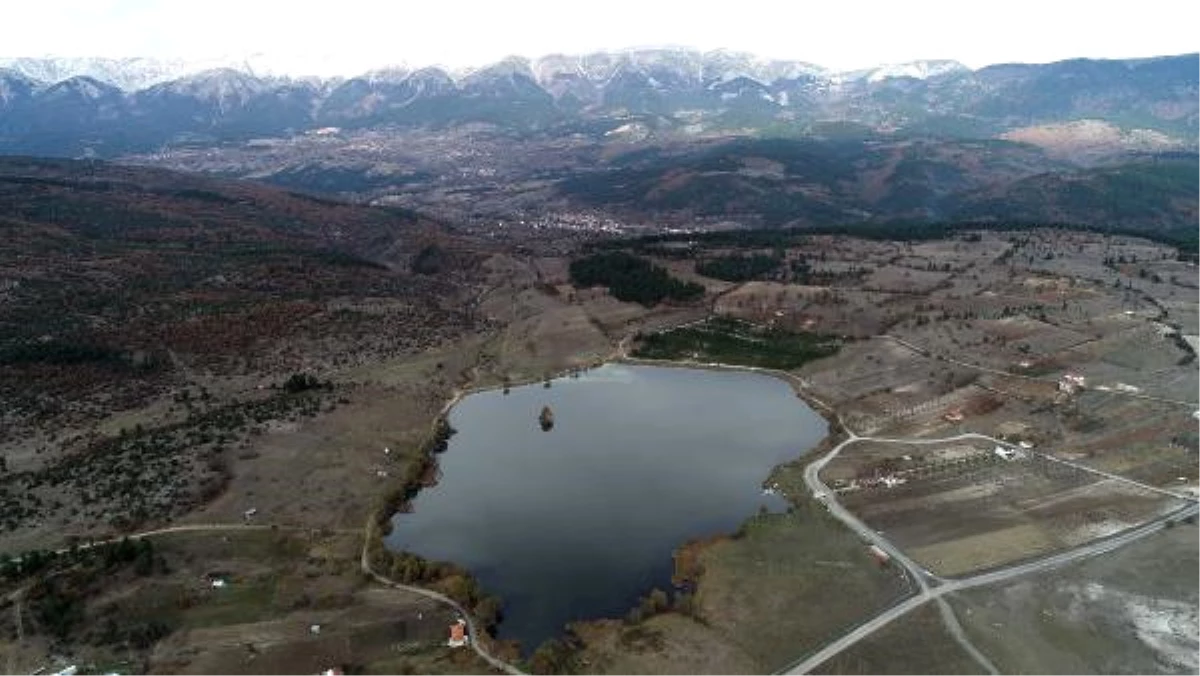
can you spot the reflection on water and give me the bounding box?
[385,363,827,653]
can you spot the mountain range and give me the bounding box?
[1,50,1196,156]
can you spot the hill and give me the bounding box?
[953,156,1200,233]
[0,157,486,435]
[556,138,1198,231]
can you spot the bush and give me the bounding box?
[283,372,323,393]
[695,253,782,282]
[411,244,449,275]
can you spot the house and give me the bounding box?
[994,445,1020,461]
[243,507,258,520]
[448,619,468,647]
[1058,373,1087,394]
[943,408,965,422]
[867,544,891,566]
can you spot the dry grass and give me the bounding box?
[947,524,1199,674]
[813,603,986,675]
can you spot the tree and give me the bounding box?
[283,372,322,393]
[569,252,703,306]
[411,244,449,275]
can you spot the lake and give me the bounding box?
[385,362,828,653]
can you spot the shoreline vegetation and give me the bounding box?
[371,316,844,668]
[369,413,508,629]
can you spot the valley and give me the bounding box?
[0,154,1195,674]
[0,38,1197,676]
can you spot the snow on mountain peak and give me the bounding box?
[0,51,979,96]
[0,56,244,91]
[832,60,969,84]
[460,56,536,85]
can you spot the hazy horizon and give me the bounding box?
[8,0,1198,78]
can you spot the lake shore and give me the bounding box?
[379,362,830,657]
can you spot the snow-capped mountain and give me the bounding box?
[0,69,40,104]
[0,56,237,91]
[0,51,937,92]
[0,49,1195,157]
[833,60,970,84]
[0,53,350,91]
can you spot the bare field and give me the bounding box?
[1052,392,1199,490]
[569,615,758,675]
[830,444,1187,576]
[179,381,449,532]
[812,603,986,675]
[947,524,1199,674]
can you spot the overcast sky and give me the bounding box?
[9,0,1198,74]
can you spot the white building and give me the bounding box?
[994,446,1021,461]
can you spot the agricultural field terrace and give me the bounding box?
[0,157,1197,676]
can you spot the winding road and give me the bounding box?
[623,321,1197,674]
[7,322,1194,676]
[782,427,1198,674]
[359,518,522,675]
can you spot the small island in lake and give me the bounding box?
[538,405,555,431]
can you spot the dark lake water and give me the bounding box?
[385,363,827,653]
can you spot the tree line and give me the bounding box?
[569,251,704,306]
[588,220,1198,261]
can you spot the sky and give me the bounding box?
[8,0,1197,75]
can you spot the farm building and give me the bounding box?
[448,618,468,647]
[867,544,891,565]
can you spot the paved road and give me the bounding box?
[620,325,1196,674]
[804,432,934,585]
[932,595,998,674]
[783,428,1199,674]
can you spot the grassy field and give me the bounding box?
[832,447,1186,576]
[568,462,913,674]
[633,316,841,370]
[813,603,986,675]
[947,524,1199,674]
[690,504,911,671]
